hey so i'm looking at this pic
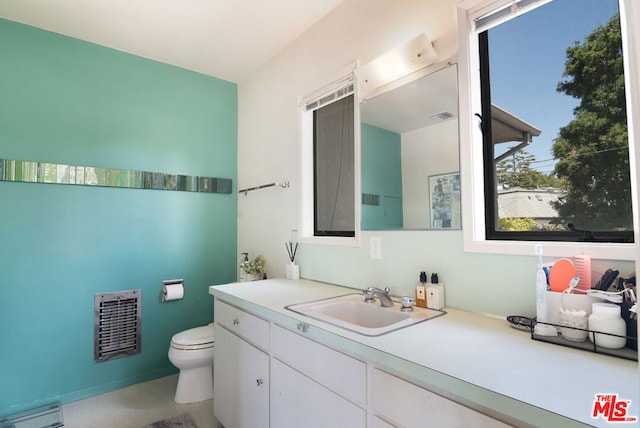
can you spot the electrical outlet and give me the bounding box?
[370,236,382,259]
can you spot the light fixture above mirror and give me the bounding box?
[357,33,438,100]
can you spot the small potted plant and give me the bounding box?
[243,254,266,281]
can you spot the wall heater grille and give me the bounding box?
[94,289,142,363]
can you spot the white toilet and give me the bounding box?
[168,323,215,404]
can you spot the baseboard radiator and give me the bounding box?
[94,289,142,363]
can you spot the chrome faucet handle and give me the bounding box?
[400,296,414,312]
[363,287,375,302]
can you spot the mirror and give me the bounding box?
[360,64,460,230]
[0,158,232,193]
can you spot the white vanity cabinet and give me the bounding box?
[210,280,636,427]
[372,369,512,428]
[212,295,512,428]
[213,300,270,428]
[270,325,367,427]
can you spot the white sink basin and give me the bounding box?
[285,293,445,336]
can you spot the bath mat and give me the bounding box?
[145,412,198,428]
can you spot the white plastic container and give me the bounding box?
[588,303,626,349]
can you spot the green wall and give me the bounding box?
[361,123,403,229]
[0,19,237,414]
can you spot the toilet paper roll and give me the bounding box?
[163,282,184,301]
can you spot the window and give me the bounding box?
[458,0,639,259]
[313,92,355,236]
[299,69,360,245]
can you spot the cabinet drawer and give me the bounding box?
[214,299,269,351]
[373,369,511,428]
[271,359,365,428]
[271,325,366,406]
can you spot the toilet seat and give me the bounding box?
[170,323,215,351]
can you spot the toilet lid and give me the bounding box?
[171,323,214,348]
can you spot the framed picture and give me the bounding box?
[428,172,461,229]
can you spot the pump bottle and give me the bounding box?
[239,252,249,282]
[416,272,427,308]
[426,273,445,309]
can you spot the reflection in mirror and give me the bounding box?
[360,64,460,230]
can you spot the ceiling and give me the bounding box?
[360,65,458,134]
[0,0,345,83]
[2,0,461,133]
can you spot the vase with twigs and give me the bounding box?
[285,241,299,280]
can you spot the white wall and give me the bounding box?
[237,0,635,316]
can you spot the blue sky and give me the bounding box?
[488,0,620,174]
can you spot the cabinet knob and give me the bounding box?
[256,378,264,386]
[232,318,240,326]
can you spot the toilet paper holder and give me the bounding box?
[162,279,184,302]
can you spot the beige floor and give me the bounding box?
[62,375,222,428]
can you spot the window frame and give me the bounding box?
[298,63,361,246]
[457,0,640,260]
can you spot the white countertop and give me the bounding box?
[209,278,639,428]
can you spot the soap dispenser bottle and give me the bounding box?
[239,252,249,282]
[416,272,427,308]
[427,273,445,309]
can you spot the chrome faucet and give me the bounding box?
[363,287,394,307]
